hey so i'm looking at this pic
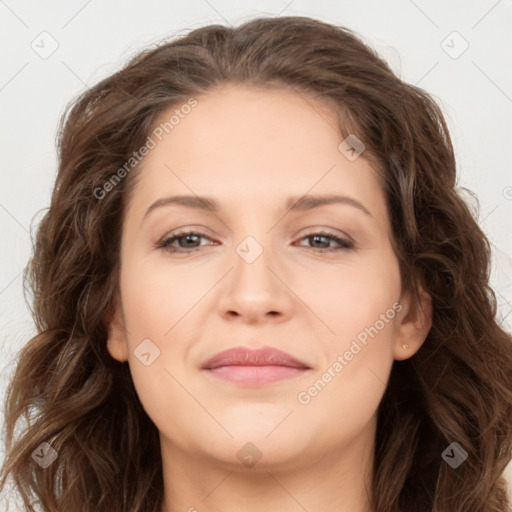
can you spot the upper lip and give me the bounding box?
[202,346,310,370]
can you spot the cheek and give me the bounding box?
[306,247,402,343]
[310,247,401,398]
[115,261,181,394]
[297,297,399,441]
[119,257,203,337]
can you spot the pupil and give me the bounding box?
[183,235,198,246]
[313,235,327,247]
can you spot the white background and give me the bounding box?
[1,0,511,505]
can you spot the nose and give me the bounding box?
[216,235,295,324]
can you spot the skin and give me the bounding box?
[106,83,432,512]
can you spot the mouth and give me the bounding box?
[201,346,311,386]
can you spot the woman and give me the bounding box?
[1,15,511,512]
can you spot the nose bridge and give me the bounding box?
[216,227,293,321]
[231,232,276,289]
[235,234,267,266]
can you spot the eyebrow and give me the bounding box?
[143,193,372,220]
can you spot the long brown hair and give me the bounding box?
[1,16,511,512]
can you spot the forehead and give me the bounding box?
[125,83,388,227]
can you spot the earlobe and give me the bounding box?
[393,287,432,361]
[105,305,129,363]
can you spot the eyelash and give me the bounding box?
[156,229,354,254]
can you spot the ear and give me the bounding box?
[105,303,129,363]
[393,286,432,361]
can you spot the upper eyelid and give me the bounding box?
[162,228,349,239]
[160,229,353,247]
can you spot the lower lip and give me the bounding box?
[204,365,308,386]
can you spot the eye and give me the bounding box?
[294,230,354,252]
[155,229,354,254]
[156,230,214,253]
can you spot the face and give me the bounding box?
[107,83,431,472]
